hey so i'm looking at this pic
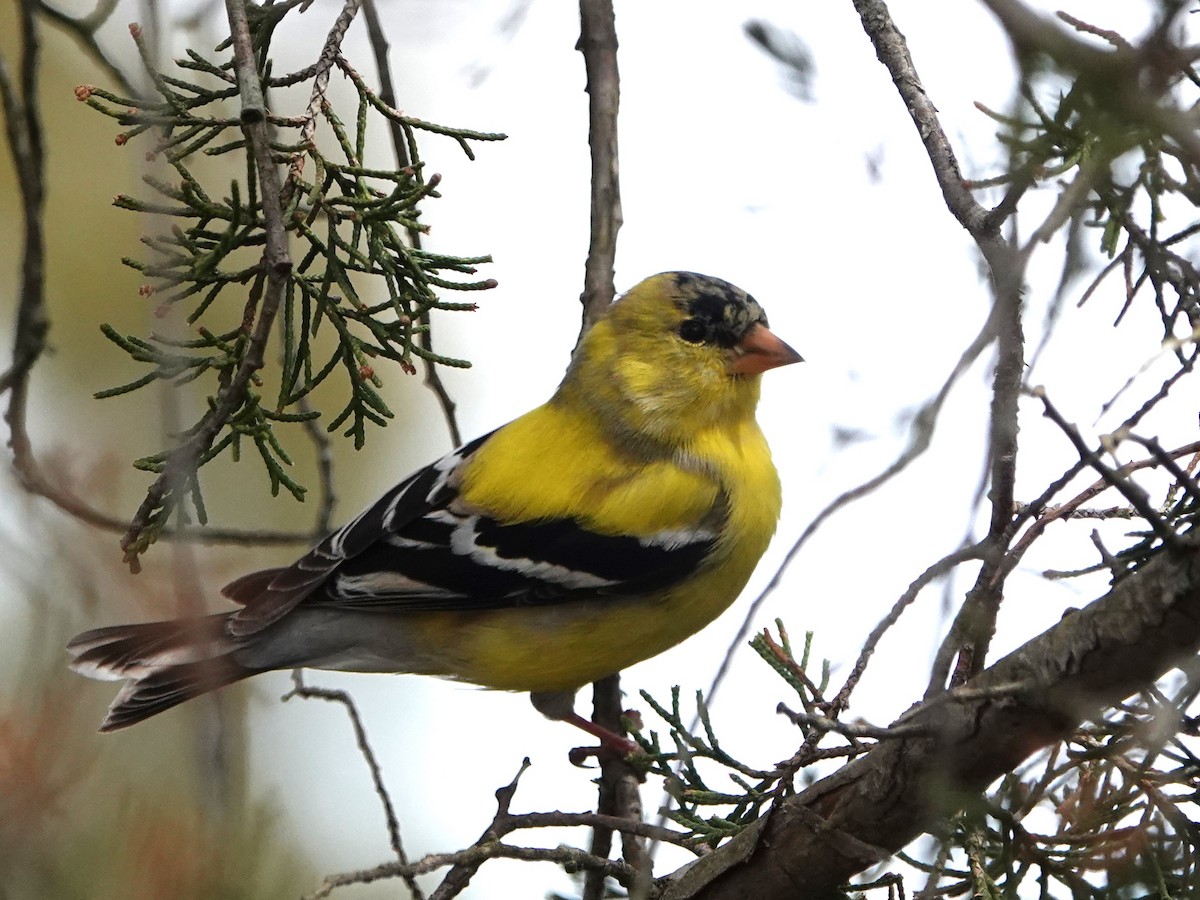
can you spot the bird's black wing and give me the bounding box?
[226,430,718,634]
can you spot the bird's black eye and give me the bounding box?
[678,318,708,343]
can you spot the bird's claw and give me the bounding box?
[568,734,640,767]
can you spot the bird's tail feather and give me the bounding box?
[67,614,255,731]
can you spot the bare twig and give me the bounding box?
[32,0,139,98]
[1031,386,1180,549]
[295,392,337,536]
[306,755,652,900]
[851,0,993,238]
[283,672,421,899]
[307,759,655,900]
[310,845,632,900]
[833,542,985,716]
[424,760,534,900]
[1125,434,1200,506]
[993,442,1200,586]
[926,248,1027,695]
[776,703,928,741]
[707,303,999,708]
[2,1,48,488]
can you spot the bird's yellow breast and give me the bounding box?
[459,401,721,536]
[429,404,782,692]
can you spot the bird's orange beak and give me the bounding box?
[728,323,804,375]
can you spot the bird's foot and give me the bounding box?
[561,711,641,764]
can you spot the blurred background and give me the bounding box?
[1,1,1191,897]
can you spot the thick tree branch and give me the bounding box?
[654,537,1200,898]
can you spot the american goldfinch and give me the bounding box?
[68,272,801,749]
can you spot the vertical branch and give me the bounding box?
[852,0,1032,694]
[0,0,317,547]
[119,0,295,569]
[1,0,48,478]
[576,2,642,897]
[587,676,651,899]
[298,394,337,536]
[361,0,462,447]
[577,0,623,334]
[927,250,1026,694]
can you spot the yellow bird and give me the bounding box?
[68,272,801,750]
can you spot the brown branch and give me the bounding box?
[927,247,1027,694]
[573,5,640,897]
[577,0,622,333]
[851,0,993,239]
[1031,387,1180,549]
[2,1,48,486]
[586,675,651,900]
[299,0,360,141]
[421,758,532,900]
[295,392,337,537]
[32,0,139,98]
[360,0,462,448]
[776,704,926,742]
[854,0,1069,697]
[283,672,422,900]
[653,536,1200,899]
[832,542,984,716]
[311,844,633,900]
[307,759,654,900]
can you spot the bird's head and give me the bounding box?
[560,272,802,446]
